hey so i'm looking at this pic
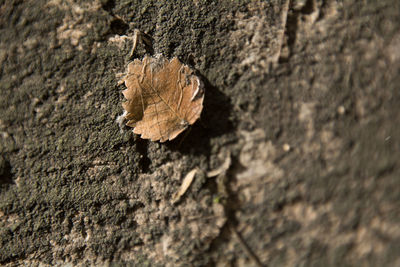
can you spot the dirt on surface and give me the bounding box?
[1,0,399,266]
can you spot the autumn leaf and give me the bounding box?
[122,55,204,142]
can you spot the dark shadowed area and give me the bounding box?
[1,0,399,266]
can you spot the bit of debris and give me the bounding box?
[172,168,198,204]
[128,29,152,58]
[207,151,231,178]
[115,110,128,132]
[282,143,290,152]
[109,29,151,58]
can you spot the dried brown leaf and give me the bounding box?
[121,55,204,142]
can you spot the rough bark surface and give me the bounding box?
[1,0,399,266]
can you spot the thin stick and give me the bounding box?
[229,223,265,267]
[129,29,140,59]
[177,126,191,148]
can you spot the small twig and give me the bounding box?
[128,29,140,59]
[177,126,192,148]
[207,151,231,178]
[128,29,153,59]
[273,0,290,63]
[229,223,265,267]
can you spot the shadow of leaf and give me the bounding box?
[167,74,236,155]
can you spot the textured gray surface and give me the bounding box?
[1,0,399,266]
